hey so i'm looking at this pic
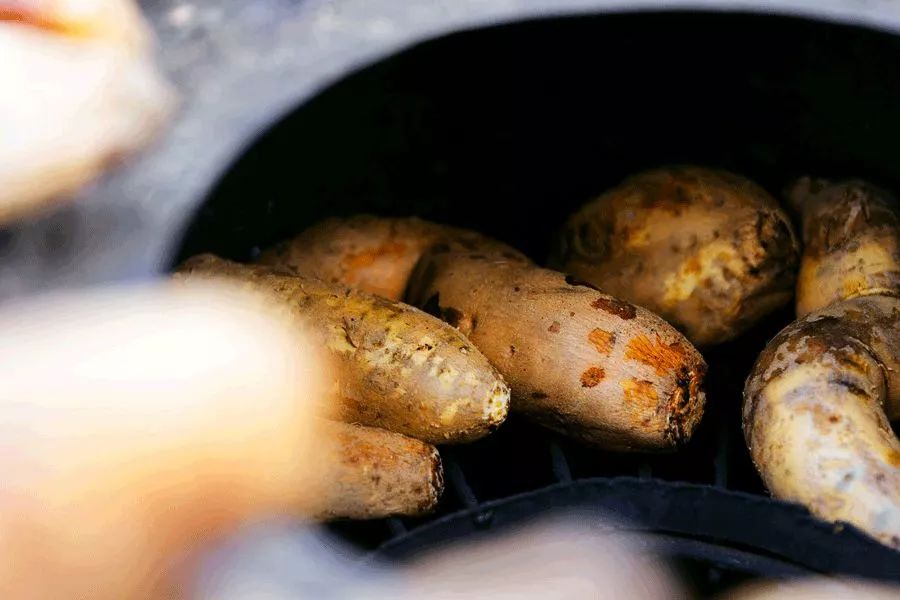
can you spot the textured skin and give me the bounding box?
[788,177,900,316]
[556,166,799,346]
[175,254,510,444]
[406,241,707,451]
[265,216,707,451]
[259,215,526,301]
[744,295,900,548]
[309,420,443,520]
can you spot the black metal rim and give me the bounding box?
[372,477,900,581]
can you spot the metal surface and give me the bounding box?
[3,0,900,297]
[372,478,900,582]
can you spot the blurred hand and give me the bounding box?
[0,282,325,599]
[0,0,173,223]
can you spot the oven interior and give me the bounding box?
[174,11,900,596]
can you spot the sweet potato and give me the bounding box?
[743,295,900,548]
[555,166,799,345]
[258,215,523,301]
[787,177,900,317]
[174,254,510,444]
[308,420,443,520]
[263,216,707,450]
[407,243,707,451]
[744,176,900,548]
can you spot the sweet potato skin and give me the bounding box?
[174,255,510,445]
[261,216,707,451]
[309,421,443,520]
[788,177,900,317]
[556,166,799,346]
[406,246,707,451]
[258,216,524,301]
[743,295,900,548]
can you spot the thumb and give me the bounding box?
[0,282,326,599]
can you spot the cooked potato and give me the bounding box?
[744,176,900,549]
[788,177,900,317]
[407,243,707,451]
[555,166,799,346]
[263,216,707,451]
[309,420,443,520]
[258,215,524,301]
[744,295,900,549]
[175,254,510,445]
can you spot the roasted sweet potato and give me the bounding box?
[744,176,900,548]
[174,254,510,444]
[262,217,708,451]
[258,215,523,301]
[743,295,900,548]
[407,243,707,451]
[555,166,799,346]
[308,420,443,520]
[787,177,900,317]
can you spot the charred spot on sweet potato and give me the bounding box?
[580,367,605,388]
[793,338,829,364]
[548,321,561,333]
[590,297,637,320]
[565,274,601,291]
[828,377,870,399]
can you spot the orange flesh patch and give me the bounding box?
[587,328,615,355]
[341,242,409,273]
[621,378,658,410]
[683,256,702,275]
[625,334,687,376]
[580,367,605,388]
[886,449,900,467]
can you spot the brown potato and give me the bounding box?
[308,420,443,520]
[258,215,523,301]
[744,296,900,549]
[407,244,707,451]
[555,166,799,346]
[263,216,708,451]
[744,176,900,549]
[787,177,900,317]
[175,254,510,445]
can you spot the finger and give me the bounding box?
[0,0,173,223]
[0,282,325,600]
